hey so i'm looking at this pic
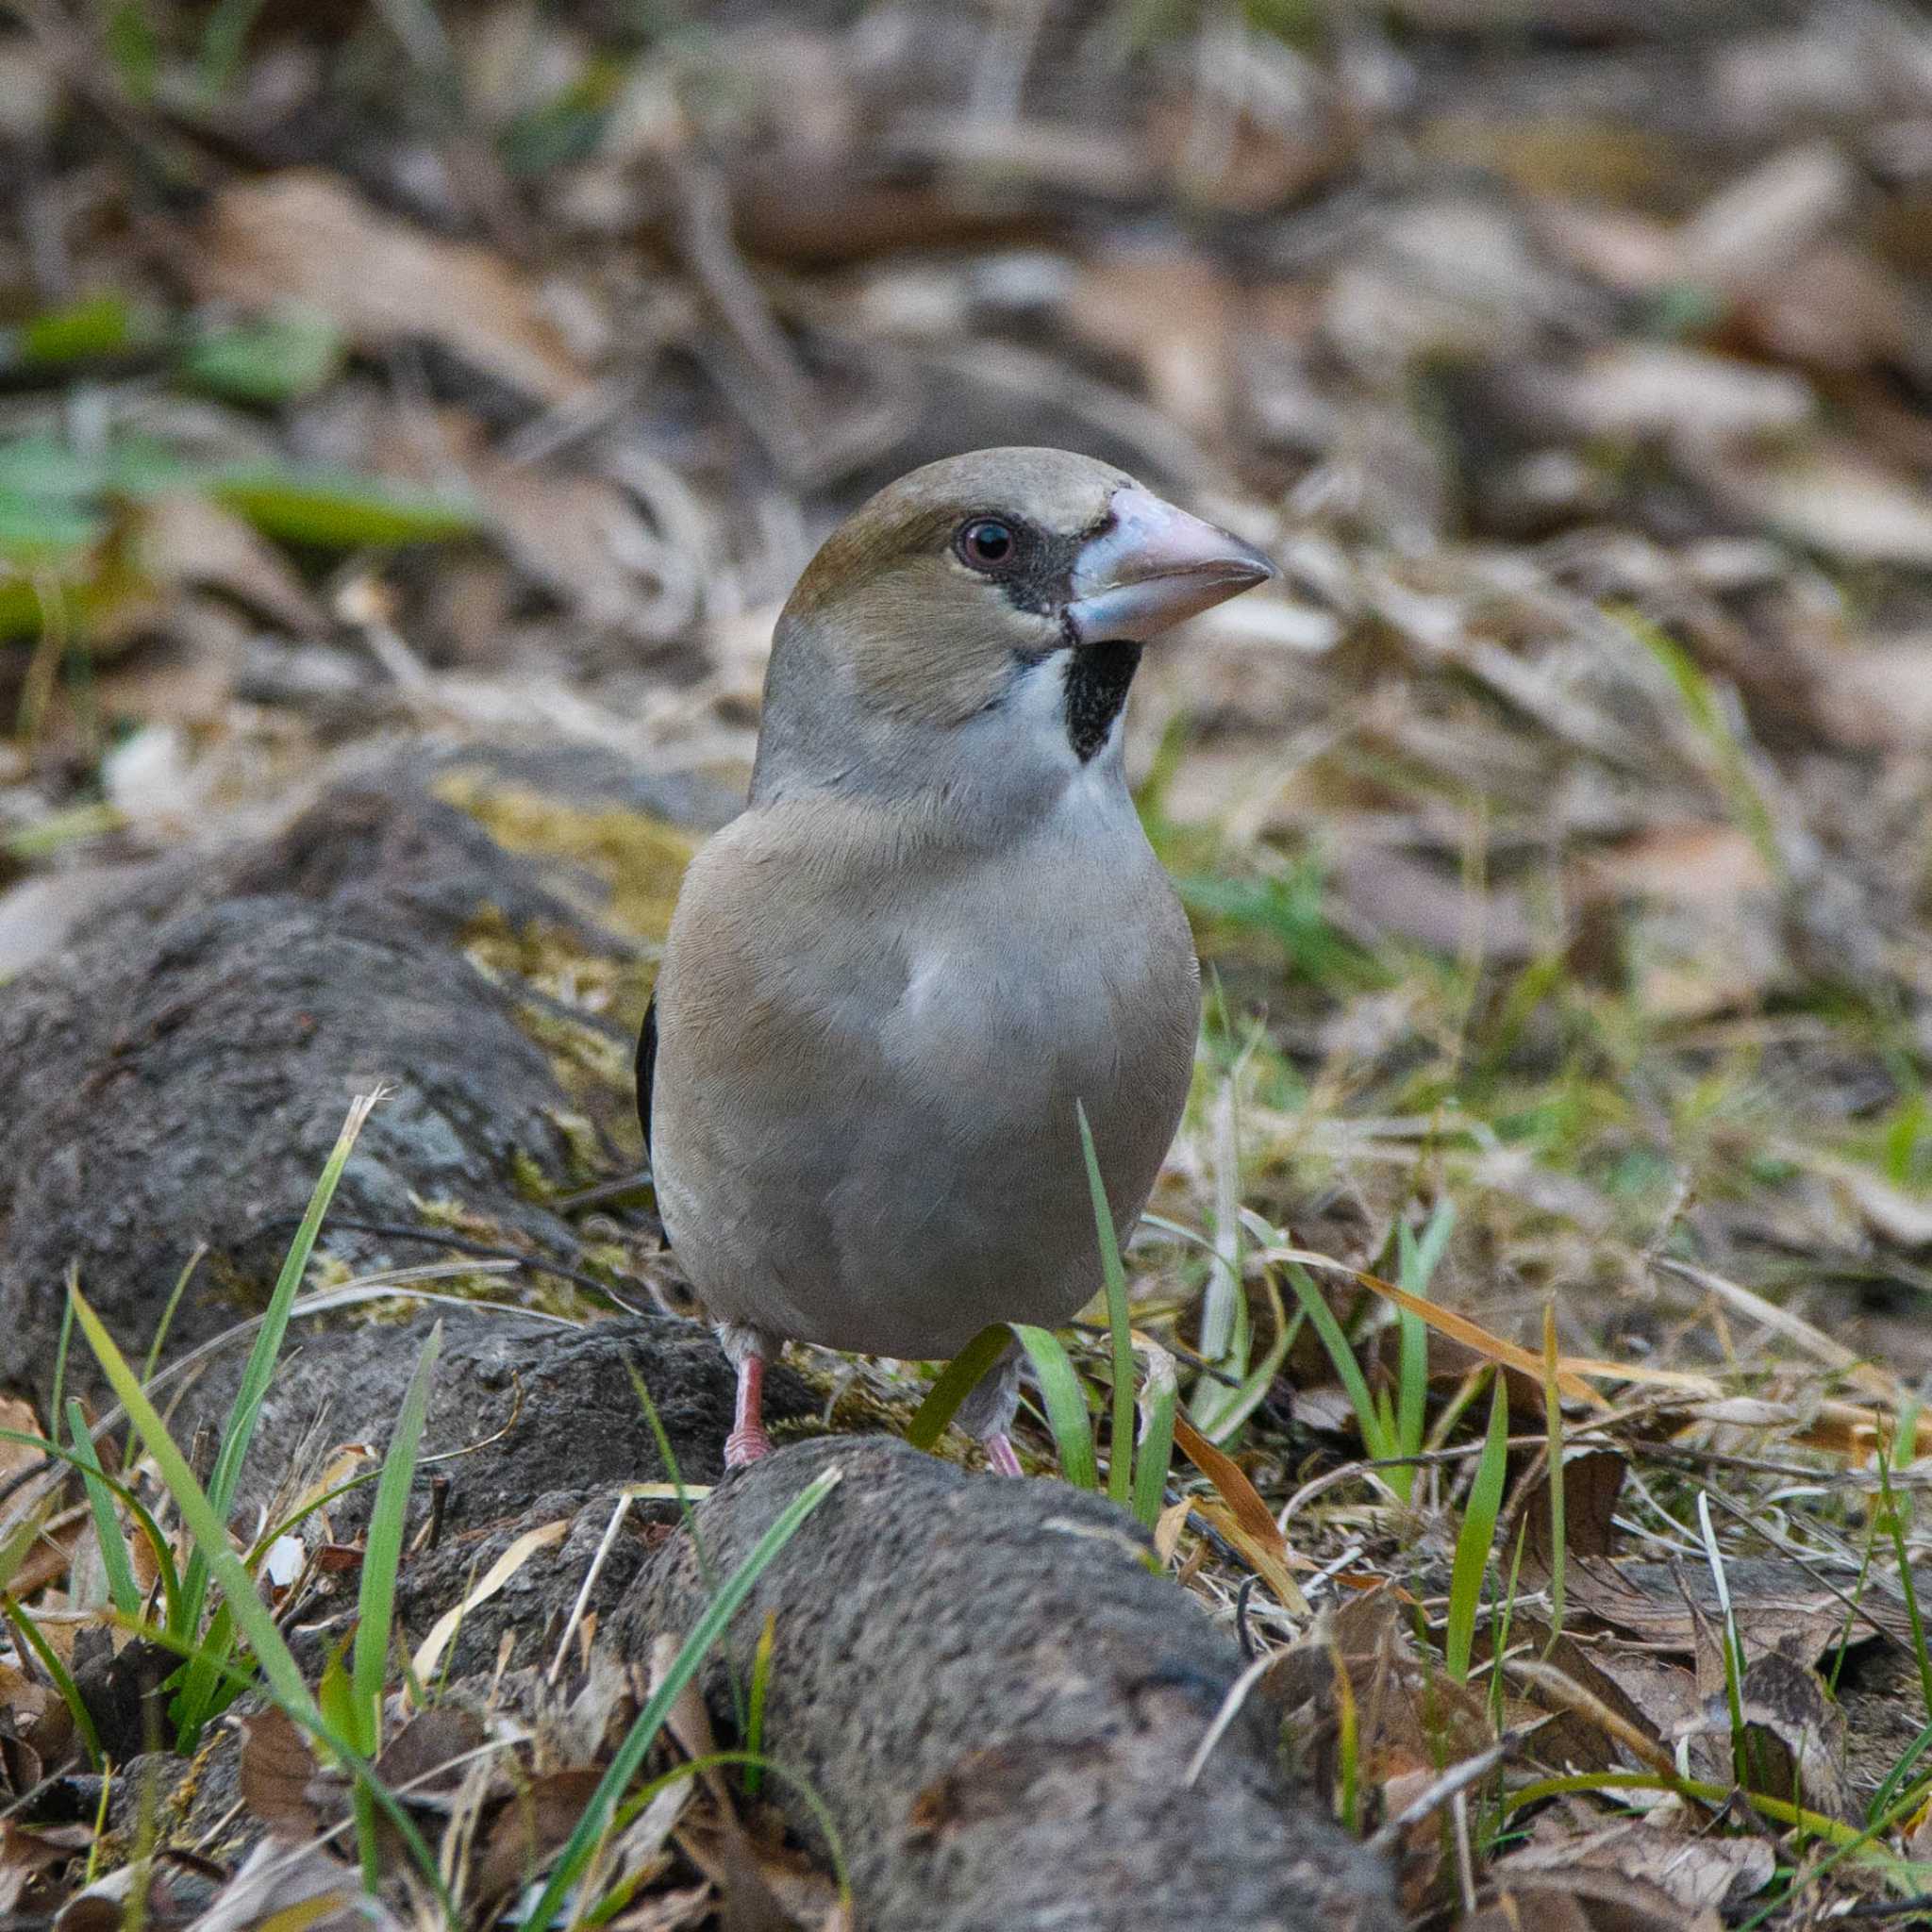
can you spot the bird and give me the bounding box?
[638,446,1276,1472]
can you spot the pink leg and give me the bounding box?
[724,1352,774,1468]
[983,1431,1024,1478]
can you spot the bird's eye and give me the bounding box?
[958,519,1017,570]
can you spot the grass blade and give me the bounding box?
[1392,1205,1452,1502]
[905,1324,1016,1452]
[1541,1299,1566,1646]
[1874,1449,1932,1725]
[65,1398,141,1619]
[742,1610,777,1800]
[1190,1080,1249,1434]
[179,1091,378,1688]
[69,1283,321,1730]
[0,1424,180,1617]
[353,1320,441,1753]
[1010,1324,1097,1491]
[1130,1342,1177,1530]
[1444,1372,1510,1681]
[517,1463,842,1932]
[1075,1102,1137,1508]
[2,1598,101,1767]
[49,1278,76,1454]
[75,1285,459,1913]
[1200,1272,1295,1446]
[1284,1264,1391,1460]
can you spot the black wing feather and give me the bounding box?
[636,996,658,1158]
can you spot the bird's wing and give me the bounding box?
[635,994,658,1158]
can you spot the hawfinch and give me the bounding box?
[639,447,1275,1470]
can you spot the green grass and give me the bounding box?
[0,1094,857,1928]
[906,1108,1180,1526]
[167,1091,378,1746]
[1443,1372,1510,1683]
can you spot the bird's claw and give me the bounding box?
[724,1424,774,1469]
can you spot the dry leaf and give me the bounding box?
[135,492,325,636]
[1677,140,1858,289]
[409,1517,571,1684]
[1813,639,1932,753]
[1677,1650,1855,1823]
[373,1704,486,1792]
[1563,1557,1888,1667]
[1466,1867,1723,1932]
[193,172,592,405]
[1574,824,1774,906]
[1513,1451,1626,1571]
[472,1768,607,1903]
[1529,344,1812,443]
[1172,1416,1310,1615]
[1272,1587,1490,1805]
[238,1707,325,1840]
[1508,1815,1774,1916]
[0,1400,45,1484]
[1071,250,1234,438]
[606,1883,713,1932]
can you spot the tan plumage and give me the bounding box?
[641,447,1275,1469]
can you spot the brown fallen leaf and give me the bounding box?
[1463,1867,1723,1932]
[135,492,325,637]
[1574,824,1775,908]
[1495,1631,1677,1778]
[0,1399,45,1484]
[372,1704,487,1794]
[605,1883,713,1932]
[1525,343,1813,444]
[1069,248,1233,439]
[1676,140,1859,291]
[471,1767,608,1904]
[1332,841,1535,963]
[1,1821,92,1921]
[1677,1649,1856,1824]
[1813,638,1932,754]
[1513,1451,1627,1571]
[53,1858,204,1932]
[440,428,697,641]
[192,172,593,406]
[1562,1557,1893,1667]
[1733,240,1916,374]
[238,1706,325,1840]
[1507,1814,1774,1916]
[1271,1587,1491,1807]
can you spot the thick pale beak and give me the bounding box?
[1065,484,1277,645]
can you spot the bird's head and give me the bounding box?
[751,447,1275,808]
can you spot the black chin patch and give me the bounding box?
[1064,642,1141,761]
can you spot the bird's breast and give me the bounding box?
[872,790,1197,1158]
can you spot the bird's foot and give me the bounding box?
[724,1422,774,1469]
[983,1431,1024,1477]
[724,1349,772,1469]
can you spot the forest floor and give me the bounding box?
[4,2,1932,1927]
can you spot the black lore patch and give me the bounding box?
[1064,642,1141,761]
[995,525,1087,619]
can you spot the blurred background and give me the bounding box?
[2,0,1932,1381]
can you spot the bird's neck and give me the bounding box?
[751,625,1139,836]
